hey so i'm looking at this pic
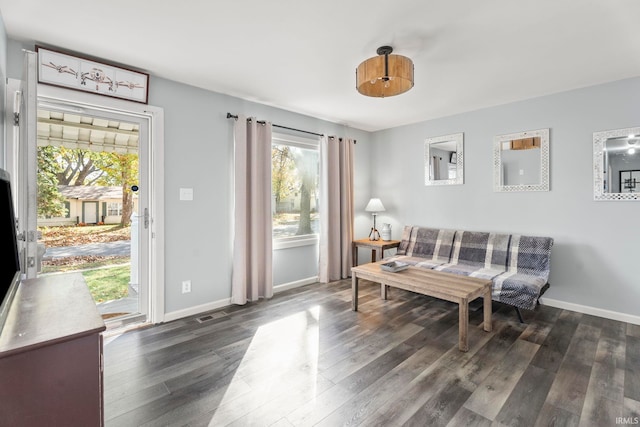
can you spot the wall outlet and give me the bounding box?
[182,280,191,294]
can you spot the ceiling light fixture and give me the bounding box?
[356,46,414,98]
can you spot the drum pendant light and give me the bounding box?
[356,46,414,98]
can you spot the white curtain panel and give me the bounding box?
[231,116,273,304]
[319,136,355,282]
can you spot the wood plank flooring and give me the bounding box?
[103,279,640,426]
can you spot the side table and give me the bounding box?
[352,238,401,266]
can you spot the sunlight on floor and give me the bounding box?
[207,306,321,425]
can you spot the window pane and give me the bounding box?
[107,202,122,216]
[272,142,319,239]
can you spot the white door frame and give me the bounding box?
[18,51,38,279]
[7,79,166,324]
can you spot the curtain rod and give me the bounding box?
[226,113,356,144]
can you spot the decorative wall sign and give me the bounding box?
[36,46,149,104]
[620,170,640,193]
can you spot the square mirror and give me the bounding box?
[424,132,464,186]
[593,126,640,201]
[493,128,549,192]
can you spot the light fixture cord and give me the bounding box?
[384,52,389,82]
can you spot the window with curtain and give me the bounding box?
[271,133,320,245]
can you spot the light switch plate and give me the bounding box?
[180,188,193,201]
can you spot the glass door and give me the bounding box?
[35,101,151,325]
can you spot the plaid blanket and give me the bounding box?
[434,231,511,281]
[388,226,456,268]
[387,226,553,310]
[492,235,554,309]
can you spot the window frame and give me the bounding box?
[107,201,123,216]
[271,132,321,249]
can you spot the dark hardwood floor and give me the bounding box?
[103,279,640,426]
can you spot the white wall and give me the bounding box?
[6,38,372,316]
[371,77,640,319]
[149,77,371,313]
[12,36,638,321]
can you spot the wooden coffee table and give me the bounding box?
[351,263,492,352]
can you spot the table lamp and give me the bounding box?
[365,198,385,241]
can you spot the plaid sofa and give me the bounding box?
[385,226,553,310]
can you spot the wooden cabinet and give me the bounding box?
[0,274,106,427]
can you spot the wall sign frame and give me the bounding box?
[36,46,149,104]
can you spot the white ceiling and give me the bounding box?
[2,0,640,132]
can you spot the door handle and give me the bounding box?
[144,208,150,229]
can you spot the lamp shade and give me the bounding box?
[365,198,385,212]
[356,46,414,98]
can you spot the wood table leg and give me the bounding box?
[371,249,377,263]
[381,283,388,300]
[459,299,469,352]
[352,274,359,311]
[483,286,492,332]
[352,243,358,267]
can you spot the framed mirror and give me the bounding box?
[493,128,549,192]
[593,126,640,201]
[424,132,464,186]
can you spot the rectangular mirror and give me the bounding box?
[493,128,549,192]
[424,132,463,186]
[594,126,640,201]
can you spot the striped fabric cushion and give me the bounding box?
[492,273,548,310]
[407,227,456,262]
[394,226,455,267]
[492,235,554,309]
[505,235,553,279]
[383,255,448,270]
[396,225,414,256]
[435,231,510,280]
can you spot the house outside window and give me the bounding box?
[107,202,123,216]
[272,133,320,247]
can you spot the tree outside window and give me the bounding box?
[36,145,138,226]
[272,136,319,239]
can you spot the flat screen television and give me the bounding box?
[0,168,21,333]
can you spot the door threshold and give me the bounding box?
[103,313,148,335]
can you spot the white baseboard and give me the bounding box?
[162,278,318,323]
[540,298,640,326]
[274,276,318,293]
[163,298,231,323]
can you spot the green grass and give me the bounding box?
[42,256,130,274]
[82,265,131,303]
